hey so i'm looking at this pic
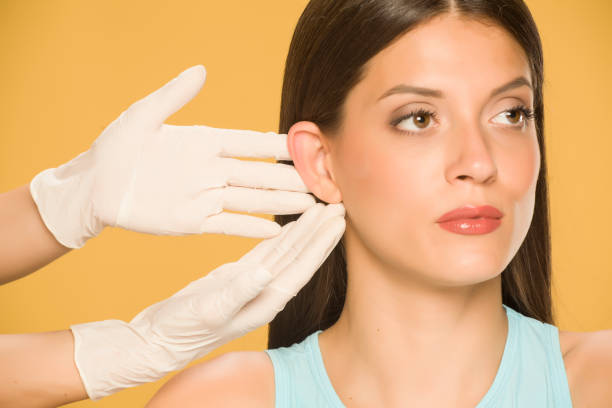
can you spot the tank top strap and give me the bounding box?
[307,330,347,407]
[483,304,573,407]
[475,303,519,406]
[265,330,344,407]
[546,322,574,405]
[507,305,573,406]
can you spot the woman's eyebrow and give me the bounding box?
[376,76,533,102]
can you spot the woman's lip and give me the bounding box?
[437,217,502,235]
[436,205,504,223]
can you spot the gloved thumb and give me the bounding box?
[131,64,207,129]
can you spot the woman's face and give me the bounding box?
[326,14,540,287]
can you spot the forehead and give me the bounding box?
[356,14,532,104]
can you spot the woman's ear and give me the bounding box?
[287,121,342,204]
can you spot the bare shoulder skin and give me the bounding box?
[559,329,612,407]
[145,350,275,407]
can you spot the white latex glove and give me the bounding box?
[30,65,314,249]
[70,202,345,400]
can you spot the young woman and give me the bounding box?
[147,0,612,406]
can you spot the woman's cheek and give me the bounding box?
[337,130,435,233]
[512,141,540,244]
[499,136,540,202]
[368,154,429,230]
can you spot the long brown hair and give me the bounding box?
[269,0,552,349]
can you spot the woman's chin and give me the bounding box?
[420,260,505,288]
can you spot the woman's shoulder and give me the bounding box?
[558,329,612,407]
[145,350,275,407]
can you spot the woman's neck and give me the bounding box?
[318,234,509,407]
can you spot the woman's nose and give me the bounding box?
[445,122,498,186]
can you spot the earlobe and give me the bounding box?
[287,121,342,204]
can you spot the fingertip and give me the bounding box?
[264,222,282,237]
[324,202,346,217]
[324,214,346,234]
[181,64,206,78]
[195,65,207,83]
[176,65,207,93]
[333,215,346,232]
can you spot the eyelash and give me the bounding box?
[391,104,537,136]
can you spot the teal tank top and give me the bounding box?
[264,304,573,407]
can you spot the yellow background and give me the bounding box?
[0,1,610,406]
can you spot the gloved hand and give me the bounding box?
[30,65,314,249]
[70,202,345,400]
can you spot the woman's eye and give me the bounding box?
[393,109,436,134]
[492,105,536,127]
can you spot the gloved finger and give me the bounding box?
[255,203,324,269]
[229,215,346,331]
[200,212,283,238]
[259,203,344,275]
[238,221,296,265]
[221,186,315,214]
[129,65,207,130]
[212,262,276,323]
[226,204,323,271]
[213,127,293,161]
[266,214,345,297]
[205,219,295,283]
[227,285,288,335]
[223,158,310,193]
[203,203,343,326]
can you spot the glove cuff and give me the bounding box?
[71,319,170,400]
[29,152,101,249]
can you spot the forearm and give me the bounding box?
[0,184,71,285]
[0,330,88,407]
